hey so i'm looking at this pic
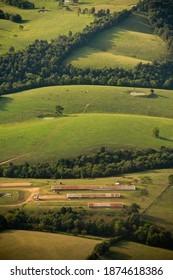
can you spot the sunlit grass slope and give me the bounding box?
[66,12,168,69]
[103,241,173,260]
[1,114,173,163]
[1,85,173,124]
[0,0,92,55]
[0,230,100,260]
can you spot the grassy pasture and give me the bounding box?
[1,113,173,163]
[103,240,173,260]
[66,12,168,69]
[0,0,138,55]
[143,186,173,234]
[0,0,92,55]
[1,85,173,124]
[0,230,100,260]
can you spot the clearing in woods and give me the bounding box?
[66,12,169,69]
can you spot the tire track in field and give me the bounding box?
[0,153,32,165]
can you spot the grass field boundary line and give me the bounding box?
[142,184,170,214]
[0,153,32,166]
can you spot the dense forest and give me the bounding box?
[0,0,173,96]
[1,147,173,179]
[1,0,35,9]
[137,0,173,51]
[0,205,172,251]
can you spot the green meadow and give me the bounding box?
[0,230,100,260]
[0,0,92,55]
[0,0,138,55]
[1,85,173,124]
[1,85,173,163]
[1,113,173,163]
[66,12,169,69]
[103,240,173,260]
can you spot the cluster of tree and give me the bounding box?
[1,147,173,179]
[77,7,110,17]
[137,0,173,52]
[1,0,35,9]
[0,8,133,95]
[1,205,172,252]
[0,9,22,22]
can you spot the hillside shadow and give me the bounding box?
[122,12,153,35]
[20,19,30,24]
[0,96,13,111]
[68,12,154,61]
[105,250,131,260]
[159,136,173,143]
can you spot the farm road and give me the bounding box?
[0,187,39,207]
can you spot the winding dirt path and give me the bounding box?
[0,187,39,207]
[0,153,31,165]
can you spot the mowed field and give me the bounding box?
[0,230,100,260]
[0,0,138,55]
[1,85,173,163]
[103,240,173,260]
[66,12,169,69]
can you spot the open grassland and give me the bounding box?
[66,12,169,69]
[0,0,92,55]
[75,0,138,12]
[0,0,137,55]
[1,113,173,163]
[0,230,100,260]
[143,186,173,234]
[103,240,173,260]
[1,85,173,124]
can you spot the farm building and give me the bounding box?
[51,185,136,191]
[88,203,124,208]
[113,185,136,190]
[66,193,121,199]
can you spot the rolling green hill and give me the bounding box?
[1,113,173,163]
[0,0,138,55]
[0,230,100,260]
[1,85,173,124]
[1,85,173,164]
[0,0,92,55]
[103,240,173,260]
[66,12,169,69]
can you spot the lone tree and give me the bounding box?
[55,105,64,116]
[153,127,160,138]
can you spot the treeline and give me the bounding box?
[1,0,35,9]
[0,205,172,251]
[0,9,22,22]
[0,8,132,95]
[137,0,173,51]
[1,147,173,179]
